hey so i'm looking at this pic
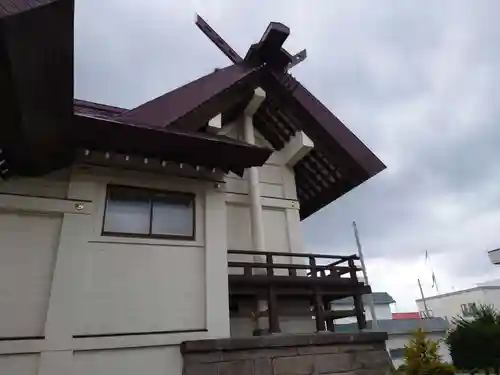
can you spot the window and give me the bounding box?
[102,185,195,239]
[389,348,405,359]
[419,309,434,319]
[460,302,478,317]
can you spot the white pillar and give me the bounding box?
[243,88,267,332]
[242,88,267,254]
[205,187,230,338]
[243,115,265,252]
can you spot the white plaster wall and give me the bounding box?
[227,205,292,253]
[0,212,62,338]
[0,165,230,375]
[225,123,308,337]
[225,126,302,260]
[74,243,206,335]
[482,288,500,309]
[230,298,316,337]
[0,120,305,372]
[230,316,316,337]
[73,346,182,375]
[0,353,40,375]
[223,122,297,203]
[0,169,70,199]
[68,167,210,337]
[224,125,298,202]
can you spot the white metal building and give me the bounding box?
[415,281,500,324]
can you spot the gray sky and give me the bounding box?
[75,0,500,311]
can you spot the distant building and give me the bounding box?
[488,248,500,265]
[336,317,451,367]
[392,312,420,320]
[332,292,396,325]
[334,292,451,367]
[415,281,500,323]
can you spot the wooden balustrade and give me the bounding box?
[228,249,360,277]
[227,250,370,334]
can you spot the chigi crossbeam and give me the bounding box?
[195,14,307,72]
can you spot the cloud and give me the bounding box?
[75,0,500,311]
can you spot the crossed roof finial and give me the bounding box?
[195,15,307,72]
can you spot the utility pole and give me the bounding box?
[352,221,379,331]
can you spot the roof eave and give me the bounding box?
[259,73,386,219]
[74,114,272,176]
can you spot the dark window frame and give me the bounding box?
[419,309,434,319]
[461,302,478,317]
[460,303,467,315]
[102,185,196,240]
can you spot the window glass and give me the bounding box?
[419,310,433,318]
[102,186,195,239]
[103,187,150,234]
[389,348,405,359]
[151,193,194,237]
[461,302,478,317]
[469,303,477,313]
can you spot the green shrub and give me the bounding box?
[397,328,455,375]
[446,304,500,374]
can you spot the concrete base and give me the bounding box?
[181,332,394,375]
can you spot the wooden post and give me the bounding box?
[266,253,280,333]
[244,264,252,277]
[310,256,325,332]
[349,258,366,330]
[309,255,317,277]
[324,300,334,331]
[266,253,274,277]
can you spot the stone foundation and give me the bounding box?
[181,332,394,375]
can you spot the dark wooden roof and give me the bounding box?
[0,0,57,16]
[0,1,272,178]
[113,21,386,219]
[74,103,271,176]
[1,0,385,219]
[117,64,265,132]
[0,0,75,177]
[255,73,385,218]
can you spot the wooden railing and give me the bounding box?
[228,249,360,278]
[227,250,367,334]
